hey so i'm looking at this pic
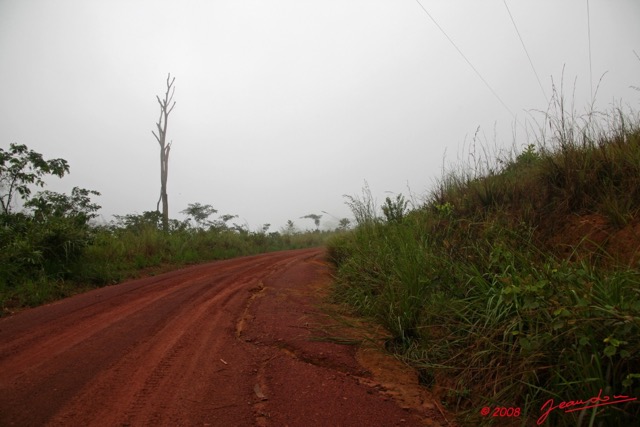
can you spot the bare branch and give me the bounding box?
[167,102,176,116]
[151,73,176,232]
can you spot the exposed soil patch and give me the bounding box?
[548,213,640,266]
[0,248,449,426]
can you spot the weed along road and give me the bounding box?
[0,248,441,426]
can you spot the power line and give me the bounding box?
[586,0,593,101]
[413,0,522,128]
[503,0,548,103]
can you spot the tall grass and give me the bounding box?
[78,225,332,284]
[1,224,335,314]
[328,97,640,426]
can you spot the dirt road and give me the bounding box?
[0,248,445,426]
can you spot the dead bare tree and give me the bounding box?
[152,73,176,232]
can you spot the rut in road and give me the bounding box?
[0,248,445,426]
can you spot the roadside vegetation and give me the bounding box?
[0,144,338,314]
[328,92,640,426]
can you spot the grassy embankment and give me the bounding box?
[0,222,333,314]
[328,97,640,426]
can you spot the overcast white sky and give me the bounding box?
[1,1,639,231]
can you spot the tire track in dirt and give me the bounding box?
[0,248,447,426]
[0,250,311,426]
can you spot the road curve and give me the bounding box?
[0,248,438,426]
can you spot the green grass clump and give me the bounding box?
[328,98,640,426]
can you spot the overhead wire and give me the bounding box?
[503,0,548,103]
[586,0,593,101]
[412,0,524,130]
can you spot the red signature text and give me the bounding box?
[537,389,637,425]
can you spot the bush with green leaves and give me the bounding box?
[381,194,409,223]
[1,144,101,286]
[0,143,70,215]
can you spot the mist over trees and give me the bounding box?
[1,80,354,312]
[0,139,342,313]
[300,213,322,230]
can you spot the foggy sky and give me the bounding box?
[1,0,639,231]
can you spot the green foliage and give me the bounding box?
[381,194,409,223]
[26,187,101,224]
[112,211,163,231]
[0,144,101,293]
[504,143,540,173]
[2,205,335,314]
[330,215,640,426]
[73,225,334,285]
[433,201,454,218]
[180,202,217,229]
[329,101,640,426]
[0,143,69,214]
[0,144,331,314]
